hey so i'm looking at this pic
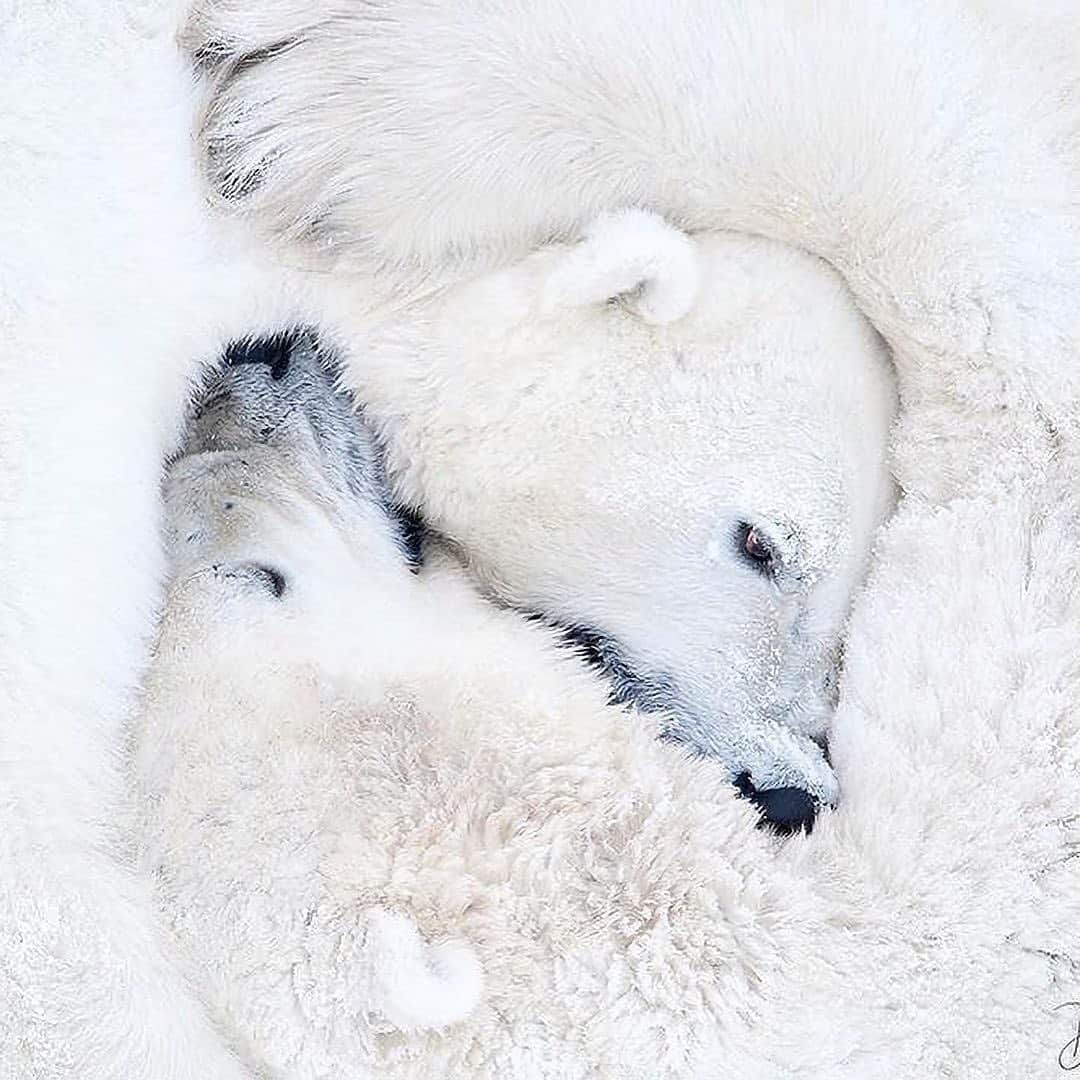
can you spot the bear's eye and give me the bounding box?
[737,522,775,571]
[247,563,288,599]
[216,561,288,599]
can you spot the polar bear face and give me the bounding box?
[157,335,421,695]
[333,215,897,809]
[140,336,843,1076]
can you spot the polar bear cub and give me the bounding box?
[136,341,488,1076]
[321,211,897,819]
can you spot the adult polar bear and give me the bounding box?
[321,213,897,814]
[1,0,1078,1076]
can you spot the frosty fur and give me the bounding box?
[319,213,897,806]
[2,0,1079,1076]
[140,338,1080,1080]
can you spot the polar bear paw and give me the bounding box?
[364,909,483,1033]
[542,209,700,325]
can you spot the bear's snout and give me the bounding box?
[734,772,818,835]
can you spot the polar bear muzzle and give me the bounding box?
[178,329,423,570]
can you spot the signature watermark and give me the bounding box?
[1056,1003,1080,1071]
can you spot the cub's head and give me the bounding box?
[335,211,898,829]
[157,333,419,690]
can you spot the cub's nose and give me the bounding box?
[223,333,293,380]
[734,772,817,835]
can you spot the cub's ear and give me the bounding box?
[541,209,699,325]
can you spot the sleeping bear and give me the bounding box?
[135,256,893,1075]
[316,210,897,817]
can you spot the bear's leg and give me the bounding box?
[185,0,1078,502]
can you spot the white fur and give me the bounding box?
[0,3,297,1074]
[364,911,484,1034]
[542,209,701,324]
[188,0,1080,501]
[5,0,1080,1074]
[130,366,821,1077]
[320,213,896,803]
[138,353,1080,1079]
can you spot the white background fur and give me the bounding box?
[2,0,1079,1077]
[0,3,277,1074]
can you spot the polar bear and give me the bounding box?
[135,333,838,1079]
[186,0,1079,498]
[137,314,1080,1080]
[137,338,487,1076]
[316,211,897,820]
[7,1,1079,1074]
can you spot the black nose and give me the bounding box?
[223,332,294,381]
[734,772,817,835]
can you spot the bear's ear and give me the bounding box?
[540,209,700,325]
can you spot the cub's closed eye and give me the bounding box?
[216,562,288,599]
[247,564,288,599]
[736,522,775,571]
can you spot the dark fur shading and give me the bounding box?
[206,329,427,572]
[535,614,819,833]
[539,618,679,716]
[224,333,292,381]
[733,773,817,835]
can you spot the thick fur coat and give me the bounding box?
[3,1,1079,1077]
[323,213,898,806]
[138,339,1080,1080]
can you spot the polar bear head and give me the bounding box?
[158,333,424,694]
[328,212,898,819]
